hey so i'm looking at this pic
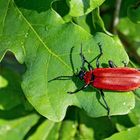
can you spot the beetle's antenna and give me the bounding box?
[80,44,93,70]
[48,76,72,82]
[96,43,103,68]
[80,44,85,70]
[70,46,75,73]
[49,46,75,82]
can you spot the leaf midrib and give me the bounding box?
[12,0,71,70]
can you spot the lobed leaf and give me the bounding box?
[0,0,135,122]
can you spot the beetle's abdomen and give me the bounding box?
[93,68,140,91]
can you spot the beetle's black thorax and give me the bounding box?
[78,70,86,80]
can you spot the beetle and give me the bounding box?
[49,43,140,117]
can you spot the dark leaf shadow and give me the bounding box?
[14,0,52,12]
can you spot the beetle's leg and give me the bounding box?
[67,84,89,94]
[100,90,110,119]
[122,61,127,67]
[108,60,117,68]
[109,60,127,68]
[48,76,72,82]
[87,63,93,70]
[80,44,93,70]
[96,43,103,68]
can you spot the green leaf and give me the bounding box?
[75,110,116,140]
[0,76,8,88]
[0,105,33,119]
[105,125,140,140]
[0,0,135,121]
[14,0,53,12]
[117,17,140,41]
[117,17,140,63]
[128,97,140,125]
[120,0,138,17]
[28,120,57,140]
[72,13,93,34]
[28,108,115,140]
[28,119,77,140]
[113,115,134,132]
[0,67,23,110]
[127,2,140,24]
[134,88,140,99]
[92,8,112,35]
[51,0,70,20]
[0,114,39,140]
[58,120,77,140]
[73,8,112,35]
[0,0,26,63]
[67,0,105,17]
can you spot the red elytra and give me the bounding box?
[84,67,140,91]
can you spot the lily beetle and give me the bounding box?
[49,43,140,117]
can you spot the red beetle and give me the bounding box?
[49,43,140,117]
[84,67,140,91]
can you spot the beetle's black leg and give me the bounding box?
[80,44,93,70]
[87,62,93,71]
[67,84,89,94]
[108,60,117,68]
[48,76,72,82]
[100,89,110,119]
[122,61,127,67]
[96,43,103,68]
[109,60,127,68]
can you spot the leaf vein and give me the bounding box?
[1,0,11,34]
[12,0,71,70]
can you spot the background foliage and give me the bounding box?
[0,0,140,139]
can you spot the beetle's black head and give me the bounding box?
[77,69,85,80]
